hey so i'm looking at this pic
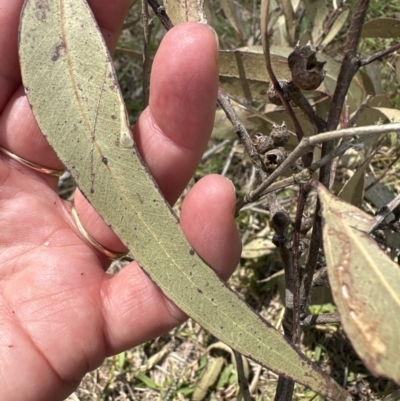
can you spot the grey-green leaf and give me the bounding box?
[338,153,374,207]
[361,18,400,38]
[319,184,400,384]
[18,0,349,399]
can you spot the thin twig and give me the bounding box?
[365,151,400,191]
[201,139,231,162]
[141,0,153,107]
[217,89,264,172]
[147,0,173,29]
[301,313,341,326]
[290,90,327,132]
[368,193,400,233]
[221,140,238,176]
[360,42,400,67]
[348,94,373,127]
[262,0,305,143]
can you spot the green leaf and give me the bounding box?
[320,8,350,49]
[361,18,400,38]
[338,153,374,207]
[220,0,244,38]
[372,107,400,123]
[18,1,349,399]
[135,372,160,390]
[318,184,400,384]
[303,0,329,44]
[242,227,276,259]
[192,357,225,401]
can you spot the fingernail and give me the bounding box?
[204,24,219,50]
[225,178,236,196]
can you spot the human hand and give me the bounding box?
[0,1,241,400]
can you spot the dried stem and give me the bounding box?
[302,313,341,327]
[301,0,371,320]
[141,0,153,107]
[262,0,305,143]
[369,193,400,233]
[147,0,173,30]
[217,89,264,172]
[360,42,400,67]
[290,90,327,132]
[263,3,303,399]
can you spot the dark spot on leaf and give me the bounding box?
[111,114,117,120]
[197,288,203,294]
[51,40,65,62]
[101,156,108,165]
[189,248,195,255]
[35,0,50,21]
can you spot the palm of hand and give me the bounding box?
[1,169,109,398]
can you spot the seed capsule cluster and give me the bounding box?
[252,122,291,173]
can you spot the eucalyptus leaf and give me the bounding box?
[320,8,350,49]
[281,0,295,45]
[371,107,400,123]
[318,184,400,384]
[192,357,225,401]
[163,0,207,25]
[338,153,374,207]
[303,0,329,44]
[18,0,349,399]
[242,227,276,259]
[220,0,244,39]
[361,17,400,38]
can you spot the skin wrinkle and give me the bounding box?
[11,268,106,381]
[0,294,70,399]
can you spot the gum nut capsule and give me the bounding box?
[288,42,326,91]
[271,122,290,147]
[264,148,287,172]
[252,133,274,154]
[267,79,293,105]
